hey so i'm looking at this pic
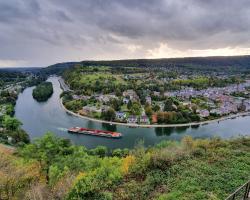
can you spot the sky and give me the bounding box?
[1,0,250,67]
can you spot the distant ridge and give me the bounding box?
[0,67,42,73]
[42,54,250,75]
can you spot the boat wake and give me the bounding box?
[57,127,68,132]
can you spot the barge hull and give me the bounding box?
[68,127,122,139]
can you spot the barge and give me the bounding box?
[68,127,122,138]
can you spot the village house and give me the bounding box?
[145,96,152,105]
[101,105,110,112]
[123,97,130,104]
[182,101,192,107]
[164,92,171,97]
[206,101,216,109]
[98,94,118,103]
[151,114,158,124]
[73,95,90,100]
[233,97,244,108]
[220,102,238,114]
[210,109,222,116]
[153,91,160,96]
[198,109,210,118]
[127,115,138,124]
[72,95,81,100]
[123,90,139,101]
[82,106,101,114]
[140,115,150,124]
[155,102,165,111]
[115,111,127,120]
[243,100,250,111]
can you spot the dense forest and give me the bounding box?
[32,82,54,102]
[42,55,250,75]
[0,90,30,146]
[0,134,249,200]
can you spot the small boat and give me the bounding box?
[68,127,122,138]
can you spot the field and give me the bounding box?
[78,73,127,86]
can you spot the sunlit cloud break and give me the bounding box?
[147,44,250,58]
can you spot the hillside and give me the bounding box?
[42,55,250,75]
[1,134,249,200]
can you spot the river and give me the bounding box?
[15,77,250,149]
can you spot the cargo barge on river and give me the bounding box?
[68,127,122,138]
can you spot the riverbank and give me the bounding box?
[58,76,72,92]
[60,98,250,128]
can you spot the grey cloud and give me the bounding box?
[0,0,40,23]
[1,0,250,67]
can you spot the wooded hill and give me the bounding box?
[42,55,250,75]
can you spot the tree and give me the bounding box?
[157,112,165,124]
[2,115,22,131]
[164,98,174,111]
[191,104,198,113]
[127,100,132,110]
[65,99,85,112]
[5,104,14,116]
[109,98,121,111]
[90,146,108,158]
[115,88,122,96]
[9,129,30,145]
[19,132,72,183]
[101,108,116,121]
[112,148,129,157]
[153,104,160,112]
[130,102,141,115]
[145,105,153,117]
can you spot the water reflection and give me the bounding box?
[190,124,200,129]
[175,126,189,134]
[102,123,117,132]
[155,127,175,136]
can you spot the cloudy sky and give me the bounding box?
[1,0,250,67]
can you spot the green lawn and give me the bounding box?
[79,73,127,85]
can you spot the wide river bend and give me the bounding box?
[15,77,250,149]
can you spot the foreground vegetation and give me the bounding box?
[1,133,249,200]
[32,82,53,102]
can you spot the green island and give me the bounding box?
[32,81,54,102]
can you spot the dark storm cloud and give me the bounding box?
[0,0,41,23]
[1,0,250,67]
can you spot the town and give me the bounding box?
[61,65,250,125]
